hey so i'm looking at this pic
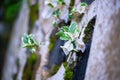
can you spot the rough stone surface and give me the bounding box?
[85,0,120,80]
[47,64,65,80]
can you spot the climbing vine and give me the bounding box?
[22,0,88,79]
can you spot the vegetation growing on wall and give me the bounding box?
[21,0,95,79]
[22,53,38,80]
[83,17,96,43]
[63,62,73,80]
[28,2,39,33]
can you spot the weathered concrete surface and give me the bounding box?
[47,64,65,80]
[85,0,120,80]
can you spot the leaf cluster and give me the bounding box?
[57,0,66,5]
[53,9,61,18]
[22,34,39,53]
[69,8,77,20]
[47,0,66,8]
[80,2,87,6]
[69,2,88,20]
[56,22,80,41]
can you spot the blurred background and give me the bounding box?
[0,0,21,77]
[0,0,39,80]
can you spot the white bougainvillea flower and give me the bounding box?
[76,3,87,14]
[77,6,86,14]
[75,38,86,53]
[72,30,79,39]
[45,0,70,22]
[60,40,73,55]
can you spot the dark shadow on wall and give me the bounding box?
[72,40,91,80]
[81,0,95,5]
[72,17,96,80]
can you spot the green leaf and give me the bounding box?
[53,9,61,18]
[76,27,80,33]
[29,38,34,44]
[22,34,39,53]
[53,21,57,27]
[22,44,35,48]
[68,8,77,20]
[81,2,87,6]
[31,47,36,53]
[71,8,77,13]
[22,34,28,44]
[61,26,69,32]
[57,0,66,5]
[56,31,64,36]
[68,13,73,20]
[72,41,76,48]
[48,3,54,8]
[28,34,34,38]
[60,35,70,40]
[69,22,77,34]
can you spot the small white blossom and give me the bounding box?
[76,3,87,14]
[75,38,86,53]
[61,41,73,55]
